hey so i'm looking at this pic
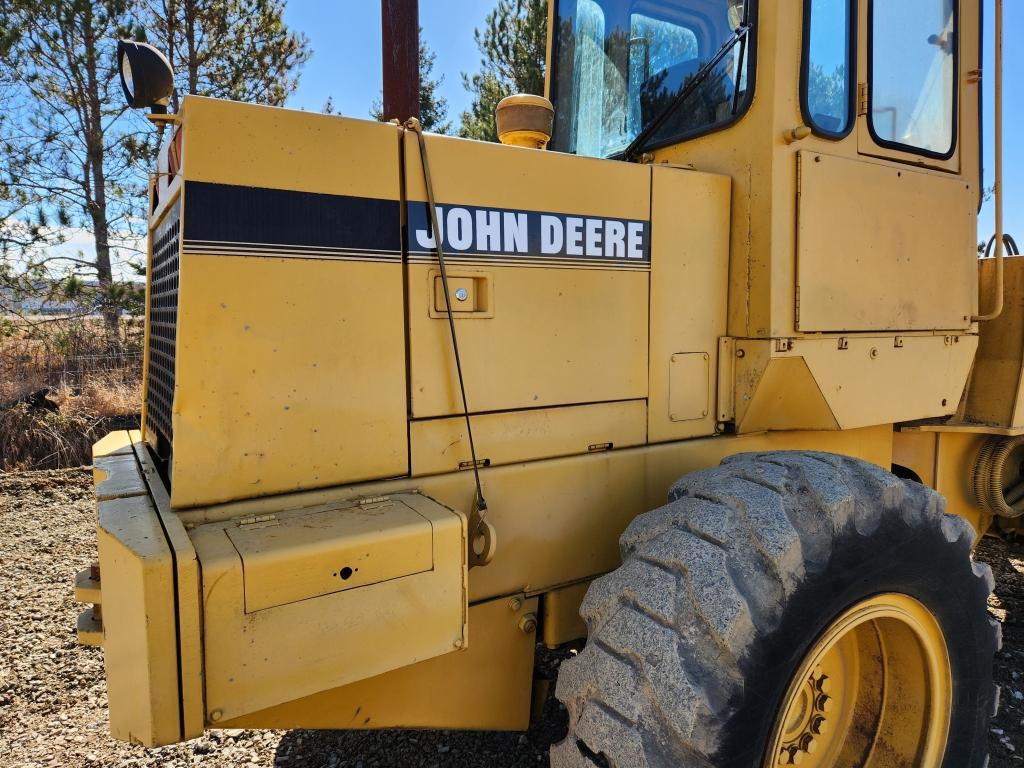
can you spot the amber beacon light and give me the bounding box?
[495,94,554,149]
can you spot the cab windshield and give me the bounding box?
[549,0,753,158]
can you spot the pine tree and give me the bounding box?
[459,0,547,142]
[0,0,309,332]
[144,0,310,109]
[0,0,146,332]
[371,32,451,134]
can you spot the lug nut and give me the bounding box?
[816,675,832,694]
[816,694,833,713]
[811,716,827,735]
[801,735,818,754]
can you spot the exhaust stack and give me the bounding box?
[381,0,420,122]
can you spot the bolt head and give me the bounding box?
[454,287,469,302]
[508,597,523,612]
[518,612,538,634]
[210,709,223,722]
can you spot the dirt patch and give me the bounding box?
[979,534,1024,766]
[0,468,1021,766]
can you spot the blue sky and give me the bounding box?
[281,0,1021,243]
[979,0,1021,245]
[281,0,491,122]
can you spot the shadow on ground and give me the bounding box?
[274,686,569,768]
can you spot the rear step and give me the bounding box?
[74,564,102,646]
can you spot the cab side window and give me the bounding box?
[869,0,956,157]
[802,0,855,138]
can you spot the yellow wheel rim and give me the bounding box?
[764,594,952,767]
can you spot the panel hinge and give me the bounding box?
[357,495,395,511]
[235,513,277,527]
[857,83,869,116]
[716,336,737,424]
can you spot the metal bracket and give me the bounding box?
[467,504,497,568]
[717,336,737,422]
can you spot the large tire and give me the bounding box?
[552,451,1000,768]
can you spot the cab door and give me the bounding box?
[795,0,979,334]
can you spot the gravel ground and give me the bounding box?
[0,468,1022,767]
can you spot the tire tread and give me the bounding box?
[553,451,998,768]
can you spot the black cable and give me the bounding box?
[405,120,487,515]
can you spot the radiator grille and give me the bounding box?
[146,199,180,460]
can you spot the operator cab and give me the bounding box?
[549,0,978,432]
[548,0,960,172]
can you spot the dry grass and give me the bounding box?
[0,316,142,399]
[56,375,142,419]
[0,405,106,471]
[0,381,142,471]
[1,317,142,470]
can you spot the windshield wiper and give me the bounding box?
[619,22,752,162]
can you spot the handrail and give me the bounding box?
[974,0,1004,322]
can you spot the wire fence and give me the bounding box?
[1,319,144,469]
[1,317,144,402]
[1,349,143,403]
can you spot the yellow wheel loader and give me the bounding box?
[76,0,1014,765]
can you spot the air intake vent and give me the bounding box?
[146,199,180,462]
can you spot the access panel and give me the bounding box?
[404,134,651,418]
[193,492,468,722]
[796,151,975,332]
